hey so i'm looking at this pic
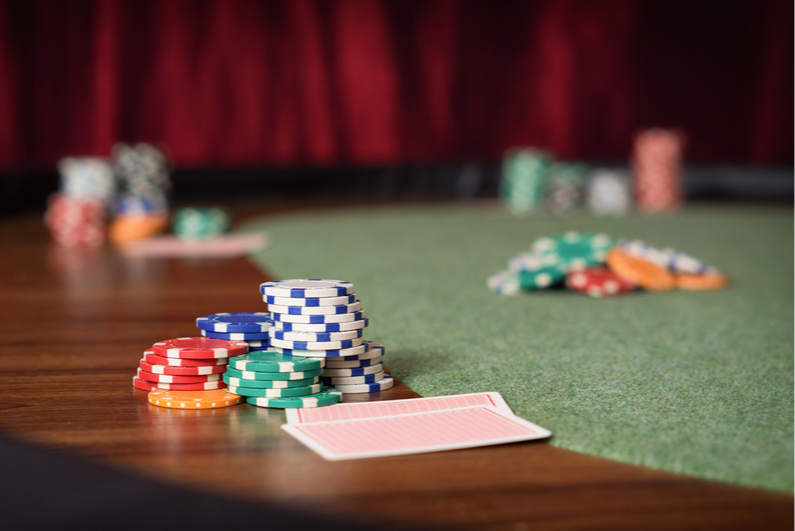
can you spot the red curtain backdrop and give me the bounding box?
[0,0,791,170]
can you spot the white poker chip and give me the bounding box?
[270,337,364,351]
[271,329,363,342]
[260,279,354,298]
[321,369,385,385]
[322,362,383,377]
[272,318,368,333]
[333,376,395,394]
[266,301,362,316]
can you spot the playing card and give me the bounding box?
[281,405,551,460]
[285,391,513,424]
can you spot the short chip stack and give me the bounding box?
[132,337,248,391]
[489,232,730,297]
[263,279,394,394]
[222,351,341,408]
[196,312,273,351]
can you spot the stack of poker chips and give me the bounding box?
[488,232,730,298]
[545,163,586,215]
[173,207,230,240]
[132,337,248,391]
[109,143,171,244]
[263,279,394,394]
[501,148,552,215]
[45,157,115,246]
[223,351,342,409]
[196,312,273,352]
[585,169,632,216]
[632,128,685,214]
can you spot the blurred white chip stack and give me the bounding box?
[586,169,632,216]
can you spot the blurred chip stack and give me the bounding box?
[109,143,171,244]
[632,129,685,214]
[173,207,230,240]
[545,163,586,215]
[501,149,552,215]
[585,168,632,216]
[44,157,114,246]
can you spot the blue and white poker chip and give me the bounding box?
[270,342,369,358]
[333,376,394,394]
[196,312,273,333]
[246,340,269,349]
[270,337,364,351]
[321,370,385,385]
[323,355,382,369]
[271,329,363,342]
[263,293,356,307]
[201,330,270,341]
[266,301,362,316]
[273,318,368,333]
[322,362,383,377]
[271,311,364,324]
[260,279,354,298]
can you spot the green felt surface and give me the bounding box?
[241,204,793,491]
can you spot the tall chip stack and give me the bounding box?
[45,157,115,246]
[585,169,632,216]
[132,337,248,391]
[264,279,394,395]
[109,143,171,244]
[501,149,552,215]
[545,163,586,215]
[632,128,685,213]
[197,312,273,351]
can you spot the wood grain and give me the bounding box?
[0,204,791,530]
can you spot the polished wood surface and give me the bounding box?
[1,204,791,530]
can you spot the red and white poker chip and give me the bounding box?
[139,360,227,377]
[143,350,228,367]
[132,376,226,391]
[152,337,249,359]
[136,368,221,384]
[566,267,635,298]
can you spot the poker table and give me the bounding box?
[1,199,791,530]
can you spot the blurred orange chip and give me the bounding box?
[606,249,675,292]
[675,272,730,291]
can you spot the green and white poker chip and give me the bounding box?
[228,382,323,398]
[530,231,614,271]
[245,387,342,409]
[228,351,324,373]
[222,374,319,388]
[224,366,323,381]
[517,265,567,290]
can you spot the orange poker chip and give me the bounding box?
[675,272,731,291]
[606,249,675,292]
[109,214,168,244]
[148,389,243,409]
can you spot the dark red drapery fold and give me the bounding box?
[0,0,791,170]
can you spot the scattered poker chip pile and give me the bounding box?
[137,279,393,411]
[488,232,730,298]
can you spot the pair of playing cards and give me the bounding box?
[282,392,551,460]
